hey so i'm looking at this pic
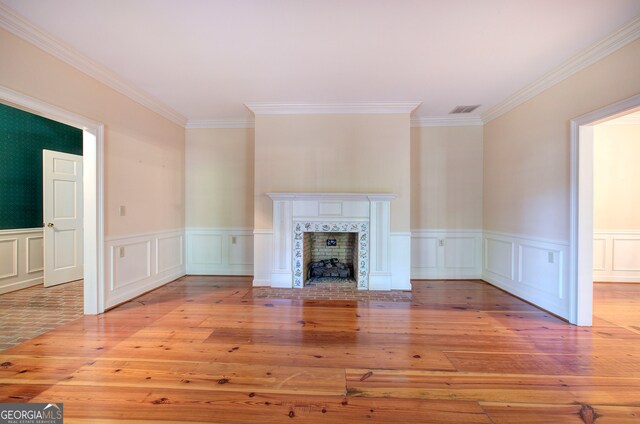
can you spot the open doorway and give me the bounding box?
[591,112,640,329]
[0,85,105,317]
[570,93,640,325]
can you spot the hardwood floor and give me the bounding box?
[1,277,640,423]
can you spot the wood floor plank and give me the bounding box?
[345,369,640,406]
[29,385,493,423]
[101,339,458,371]
[444,351,640,377]
[480,402,640,424]
[1,278,640,422]
[61,359,346,396]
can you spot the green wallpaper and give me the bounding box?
[0,103,83,230]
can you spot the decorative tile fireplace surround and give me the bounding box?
[258,193,396,290]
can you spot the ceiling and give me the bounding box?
[2,0,640,125]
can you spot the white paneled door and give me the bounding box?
[43,149,83,287]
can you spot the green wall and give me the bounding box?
[0,103,83,230]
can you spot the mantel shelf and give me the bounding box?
[266,192,396,202]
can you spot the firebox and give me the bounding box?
[302,232,357,284]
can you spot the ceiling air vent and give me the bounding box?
[449,105,480,114]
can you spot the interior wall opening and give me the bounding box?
[571,93,640,326]
[0,86,104,317]
[591,111,640,327]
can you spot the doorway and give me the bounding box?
[591,112,640,328]
[0,85,105,315]
[570,93,640,325]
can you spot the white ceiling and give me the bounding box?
[2,0,640,124]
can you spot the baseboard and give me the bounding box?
[252,278,271,287]
[106,269,184,308]
[0,276,42,295]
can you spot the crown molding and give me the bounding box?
[482,15,640,123]
[246,102,422,115]
[0,4,188,127]
[186,119,255,129]
[411,116,484,127]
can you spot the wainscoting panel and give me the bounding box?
[26,236,44,273]
[0,228,43,294]
[411,230,482,279]
[593,231,640,282]
[106,229,185,308]
[157,234,184,274]
[186,228,253,276]
[485,237,514,279]
[483,231,569,320]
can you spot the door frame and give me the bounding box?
[0,85,105,315]
[569,93,640,326]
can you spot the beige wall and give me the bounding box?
[0,28,185,237]
[484,39,640,240]
[254,114,411,232]
[185,128,254,228]
[411,126,483,230]
[594,124,640,231]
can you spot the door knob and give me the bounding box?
[47,223,54,228]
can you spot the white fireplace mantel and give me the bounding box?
[267,192,396,202]
[258,192,396,290]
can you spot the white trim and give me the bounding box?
[253,229,273,235]
[0,227,43,236]
[0,84,105,315]
[410,116,484,127]
[0,86,101,130]
[481,230,568,247]
[389,232,411,289]
[186,119,254,129]
[411,229,483,279]
[0,277,42,295]
[26,235,44,273]
[105,228,185,242]
[188,227,254,233]
[105,229,185,308]
[483,230,569,319]
[593,231,640,282]
[0,4,187,127]
[482,15,640,123]
[0,239,18,279]
[411,228,484,235]
[267,192,396,202]
[569,93,640,326]
[246,102,422,115]
[185,227,253,276]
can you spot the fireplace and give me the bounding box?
[303,232,357,284]
[293,222,368,288]
[259,193,396,290]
